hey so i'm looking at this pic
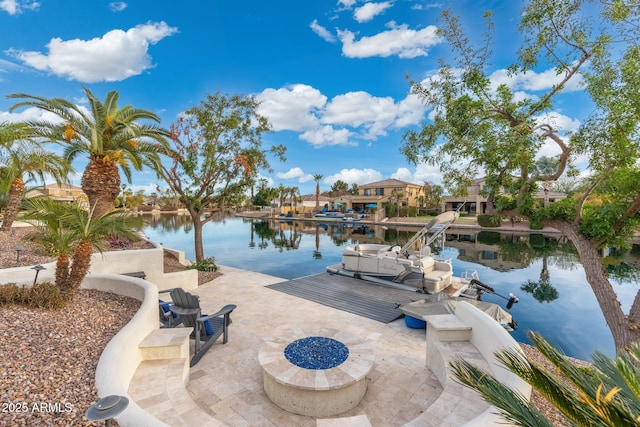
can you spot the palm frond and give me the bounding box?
[451,357,555,427]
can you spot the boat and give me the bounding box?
[327,209,519,309]
[341,216,361,222]
[314,211,345,219]
[327,210,464,293]
[399,293,518,331]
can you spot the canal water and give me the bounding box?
[140,214,640,360]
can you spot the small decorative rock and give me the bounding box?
[284,336,349,370]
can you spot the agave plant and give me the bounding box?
[451,331,640,426]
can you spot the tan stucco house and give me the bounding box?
[26,183,89,208]
[441,177,567,215]
[332,179,424,212]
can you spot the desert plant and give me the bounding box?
[452,331,640,427]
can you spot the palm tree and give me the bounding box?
[22,197,140,297]
[8,87,172,217]
[313,174,323,210]
[0,122,71,231]
[289,186,300,214]
[451,331,640,427]
[277,184,288,213]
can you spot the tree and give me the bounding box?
[423,181,444,212]
[401,2,640,353]
[313,174,323,209]
[161,92,285,262]
[277,184,289,212]
[21,198,139,298]
[8,87,172,217]
[452,331,640,427]
[289,186,300,214]
[0,122,72,231]
[330,180,349,196]
[349,183,359,195]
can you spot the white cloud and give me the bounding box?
[324,168,383,185]
[337,0,357,9]
[489,67,584,93]
[535,112,581,133]
[310,19,336,42]
[300,125,354,147]
[276,167,313,183]
[0,106,62,124]
[256,84,327,132]
[109,2,127,12]
[354,2,392,23]
[411,2,443,10]
[256,83,428,148]
[0,0,38,15]
[322,90,427,139]
[391,164,443,186]
[8,21,178,83]
[338,22,441,58]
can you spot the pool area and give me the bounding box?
[140,215,640,360]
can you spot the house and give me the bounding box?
[25,183,89,209]
[281,194,332,214]
[441,177,567,215]
[333,179,424,212]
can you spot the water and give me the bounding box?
[140,214,640,360]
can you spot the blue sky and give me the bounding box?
[0,0,590,196]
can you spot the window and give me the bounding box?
[375,188,384,196]
[364,189,371,196]
[481,251,498,260]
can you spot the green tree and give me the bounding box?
[21,198,139,297]
[253,186,277,207]
[277,184,289,212]
[0,122,72,231]
[289,186,300,214]
[313,174,323,209]
[349,183,359,195]
[452,331,640,427]
[330,180,349,196]
[8,87,172,217]
[160,92,285,262]
[401,2,640,353]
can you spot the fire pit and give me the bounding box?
[258,326,374,417]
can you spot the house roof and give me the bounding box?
[359,178,421,188]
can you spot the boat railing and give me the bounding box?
[460,269,480,281]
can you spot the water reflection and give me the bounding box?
[139,214,640,360]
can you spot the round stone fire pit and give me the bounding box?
[258,326,374,417]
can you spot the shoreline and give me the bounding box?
[235,210,565,234]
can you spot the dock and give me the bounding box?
[266,271,423,323]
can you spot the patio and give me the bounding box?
[129,265,442,426]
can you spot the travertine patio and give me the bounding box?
[129,265,443,426]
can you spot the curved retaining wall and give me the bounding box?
[455,301,532,426]
[81,274,168,427]
[0,245,197,291]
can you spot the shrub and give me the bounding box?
[0,282,66,310]
[477,214,501,227]
[188,256,218,272]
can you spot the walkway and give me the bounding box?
[135,266,442,426]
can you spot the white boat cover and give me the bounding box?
[399,293,513,327]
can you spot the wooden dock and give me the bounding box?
[266,272,423,323]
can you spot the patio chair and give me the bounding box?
[169,288,237,367]
[158,289,182,328]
